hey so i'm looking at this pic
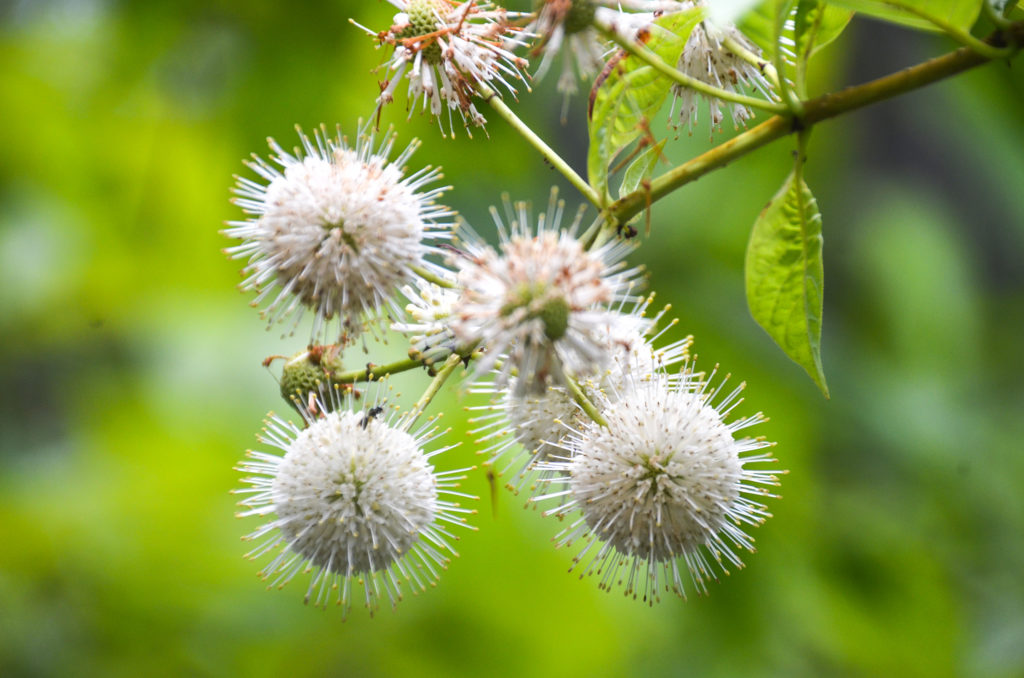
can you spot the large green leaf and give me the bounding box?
[587,7,703,198]
[745,166,828,396]
[828,0,982,31]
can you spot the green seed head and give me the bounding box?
[279,346,345,412]
[539,296,570,340]
[500,281,571,341]
[563,0,597,35]
[500,280,547,317]
[397,0,447,65]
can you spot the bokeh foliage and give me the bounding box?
[1,1,1023,676]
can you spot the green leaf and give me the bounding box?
[827,0,982,31]
[587,73,627,199]
[794,2,854,59]
[739,1,852,70]
[586,7,703,197]
[793,2,854,95]
[737,2,779,61]
[745,166,828,396]
[618,139,667,197]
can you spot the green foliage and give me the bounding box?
[618,139,667,198]
[793,1,855,57]
[745,161,828,396]
[587,7,703,200]
[740,0,853,94]
[793,2,855,93]
[828,0,983,30]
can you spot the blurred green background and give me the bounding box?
[2,1,1023,676]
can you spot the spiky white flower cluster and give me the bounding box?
[471,296,693,495]
[447,193,641,392]
[527,0,605,93]
[363,0,530,135]
[228,160,784,611]
[534,366,780,602]
[235,389,474,617]
[227,0,788,604]
[224,124,453,340]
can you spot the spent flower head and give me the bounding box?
[364,0,530,136]
[670,4,775,134]
[525,0,606,116]
[524,0,665,119]
[535,364,780,603]
[224,124,453,341]
[234,387,474,617]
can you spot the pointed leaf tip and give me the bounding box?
[745,168,829,397]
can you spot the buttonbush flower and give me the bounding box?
[224,124,453,341]
[448,191,640,393]
[235,390,474,617]
[470,297,692,495]
[535,365,780,603]
[526,0,607,115]
[364,0,530,135]
[524,0,656,117]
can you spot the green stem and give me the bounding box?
[883,0,1014,59]
[476,82,602,208]
[578,215,604,251]
[564,376,608,428]
[795,127,810,182]
[600,26,789,115]
[406,352,463,424]
[608,24,1024,226]
[333,355,437,383]
[412,265,456,288]
[722,34,781,90]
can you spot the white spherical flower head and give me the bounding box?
[235,396,473,616]
[470,296,692,496]
[482,380,581,497]
[505,383,577,463]
[274,414,435,572]
[224,124,453,341]
[360,0,530,136]
[450,191,640,392]
[536,366,780,603]
[670,4,775,135]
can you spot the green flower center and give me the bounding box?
[563,0,596,35]
[397,0,447,65]
[501,281,571,341]
[535,0,596,36]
